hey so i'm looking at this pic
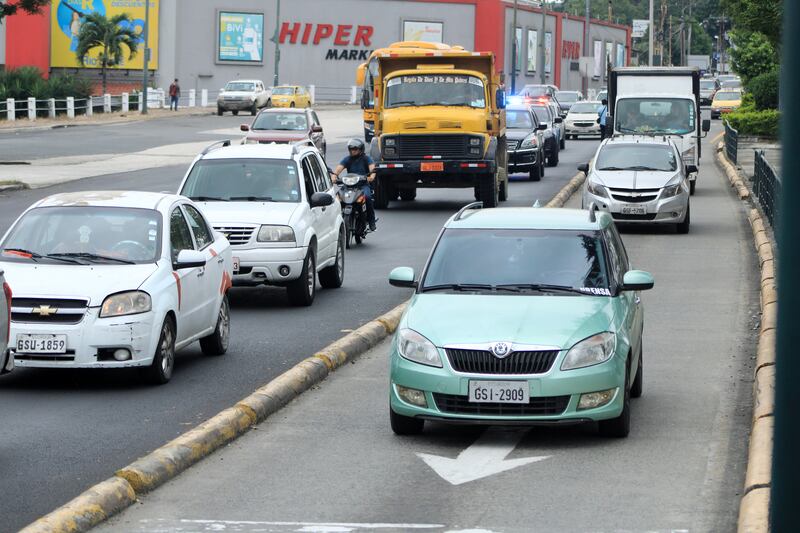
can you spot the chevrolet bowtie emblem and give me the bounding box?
[32,305,57,317]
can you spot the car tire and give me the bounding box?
[266,99,272,108]
[598,362,631,438]
[631,345,643,398]
[390,407,424,435]
[498,178,508,202]
[689,180,696,196]
[251,104,257,116]
[374,180,390,210]
[217,107,223,116]
[319,230,345,289]
[478,173,498,208]
[676,204,691,234]
[560,136,566,150]
[287,249,316,306]
[399,189,416,201]
[200,295,230,356]
[290,102,296,108]
[547,145,559,167]
[143,317,176,385]
[232,110,239,116]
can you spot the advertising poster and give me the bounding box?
[544,32,552,74]
[526,30,537,73]
[632,19,649,39]
[605,42,613,77]
[403,21,443,43]
[593,40,603,78]
[218,11,264,62]
[515,27,523,72]
[616,43,625,67]
[51,0,159,69]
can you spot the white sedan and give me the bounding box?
[0,191,233,384]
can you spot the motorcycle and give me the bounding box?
[337,173,372,248]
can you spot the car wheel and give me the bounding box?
[217,107,223,116]
[528,165,541,181]
[290,102,296,108]
[200,294,230,356]
[560,136,566,150]
[548,146,559,167]
[498,178,508,202]
[319,230,345,289]
[689,180,696,196]
[478,173,498,208]
[144,317,176,385]
[399,189,416,201]
[266,99,272,108]
[232,110,239,116]
[631,345,643,398]
[390,407,424,435]
[374,180,390,209]
[287,249,316,306]
[598,362,631,438]
[676,203,691,234]
[251,104,257,116]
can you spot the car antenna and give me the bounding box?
[588,202,600,223]
[454,201,482,221]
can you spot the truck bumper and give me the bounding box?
[374,160,496,186]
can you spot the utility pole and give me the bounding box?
[687,0,692,61]
[648,0,654,66]
[511,0,518,94]
[668,15,672,66]
[141,0,149,114]
[540,0,547,84]
[607,0,612,22]
[583,0,590,96]
[272,0,281,86]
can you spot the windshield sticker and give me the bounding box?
[580,287,611,296]
[387,78,402,87]
[78,225,92,243]
[468,76,483,86]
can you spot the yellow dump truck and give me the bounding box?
[356,42,507,208]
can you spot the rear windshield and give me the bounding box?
[569,102,599,113]
[182,159,301,203]
[521,86,551,97]
[700,80,717,89]
[715,91,741,101]
[252,113,308,131]
[225,82,255,92]
[273,87,295,95]
[557,92,580,102]
[596,144,678,172]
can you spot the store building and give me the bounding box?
[2,0,630,97]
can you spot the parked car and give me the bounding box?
[387,203,654,437]
[241,108,327,158]
[179,141,345,307]
[217,79,271,116]
[520,84,559,99]
[565,101,602,139]
[711,89,742,119]
[699,78,720,106]
[548,100,567,149]
[579,136,692,232]
[269,85,312,108]
[0,191,233,383]
[0,272,11,376]
[719,79,742,90]
[505,105,546,181]
[555,90,583,113]
[529,103,560,167]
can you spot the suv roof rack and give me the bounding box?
[201,139,231,155]
[454,201,482,221]
[291,139,316,155]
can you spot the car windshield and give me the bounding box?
[557,92,579,102]
[506,110,533,129]
[225,82,255,92]
[595,144,678,172]
[273,87,295,95]
[252,113,308,131]
[421,228,609,293]
[569,102,600,114]
[700,80,717,89]
[1,206,162,264]
[531,105,551,121]
[615,98,696,135]
[385,75,486,109]
[715,91,741,102]
[182,159,301,202]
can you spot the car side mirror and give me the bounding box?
[621,270,655,291]
[311,125,323,133]
[702,119,711,132]
[554,117,563,124]
[174,249,206,270]
[240,124,250,132]
[538,122,548,131]
[686,164,698,175]
[389,266,417,288]
[310,192,334,208]
[577,163,590,174]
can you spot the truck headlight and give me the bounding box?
[469,147,482,155]
[384,137,396,147]
[396,328,442,368]
[257,225,295,243]
[469,137,482,146]
[100,291,151,318]
[561,332,616,371]
[586,179,608,198]
[384,147,397,157]
[364,121,375,132]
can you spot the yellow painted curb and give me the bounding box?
[753,365,775,421]
[716,141,750,200]
[546,170,586,208]
[755,329,776,371]
[738,487,770,533]
[744,415,773,491]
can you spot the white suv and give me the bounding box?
[179,141,345,306]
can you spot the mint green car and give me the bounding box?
[388,205,654,438]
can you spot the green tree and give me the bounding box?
[75,12,139,95]
[0,0,50,23]
[722,0,782,50]
[728,30,778,84]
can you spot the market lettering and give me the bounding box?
[562,41,581,60]
[280,22,374,46]
[325,49,372,61]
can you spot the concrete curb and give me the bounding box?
[715,146,777,533]
[0,108,213,135]
[546,171,586,208]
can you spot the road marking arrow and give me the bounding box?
[417,428,550,485]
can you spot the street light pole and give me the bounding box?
[273,0,281,87]
[540,0,547,84]
[511,0,517,95]
[141,0,150,114]
[583,0,590,96]
[648,0,654,66]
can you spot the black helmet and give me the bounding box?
[347,138,365,151]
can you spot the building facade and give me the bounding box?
[2,0,630,96]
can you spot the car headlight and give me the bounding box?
[396,328,442,368]
[257,225,296,243]
[100,291,152,318]
[661,176,686,198]
[586,178,608,198]
[520,135,538,149]
[561,332,616,371]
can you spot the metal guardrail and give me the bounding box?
[753,149,781,231]
[724,119,739,165]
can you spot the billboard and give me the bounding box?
[544,32,552,74]
[50,0,159,69]
[632,19,649,39]
[526,29,537,73]
[593,40,603,78]
[218,11,264,63]
[403,20,443,43]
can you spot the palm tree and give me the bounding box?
[75,12,140,95]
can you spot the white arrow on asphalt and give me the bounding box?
[417,428,550,485]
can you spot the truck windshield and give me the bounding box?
[385,75,486,109]
[615,98,695,135]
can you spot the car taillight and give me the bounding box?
[3,281,11,339]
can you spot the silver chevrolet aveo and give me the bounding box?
[579,136,692,234]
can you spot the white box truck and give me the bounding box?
[608,67,711,195]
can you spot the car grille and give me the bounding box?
[11,298,88,324]
[433,393,570,416]
[608,187,661,203]
[573,122,596,127]
[396,135,470,159]
[446,348,558,375]
[214,226,256,246]
[612,213,658,221]
[15,352,76,362]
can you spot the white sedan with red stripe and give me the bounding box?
[0,191,233,384]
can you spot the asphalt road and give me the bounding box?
[0,114,599,532]
[100,123,759,533]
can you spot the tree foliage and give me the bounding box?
[748,69,779,111]
[722,0,782,50]
[75,12,139,95]
[0,0,50,23]
[729,30,777,84]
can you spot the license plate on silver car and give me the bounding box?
[621,205,647,215]
[468,380,529,404]
[16,334,67,354]
[232,256,240,274]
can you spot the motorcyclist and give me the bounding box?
[332,138,377,231]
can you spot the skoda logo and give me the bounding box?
[491,342,511,358]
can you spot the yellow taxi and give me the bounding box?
[269,85,312,108]
[711,89,742,119]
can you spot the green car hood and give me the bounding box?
[404,293,617,350]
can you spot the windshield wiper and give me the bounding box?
[625,165,668,172]
[597,166,626,171]
[421,283,520,293]
[50,252,136,265]
[496,283,588,295]
[229,196,274,201]
[1,248,85,264]
[190,196,229,202]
